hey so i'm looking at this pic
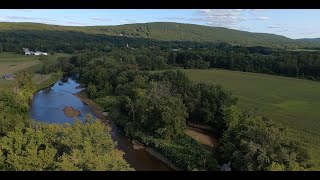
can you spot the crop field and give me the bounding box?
[183,69,320,169]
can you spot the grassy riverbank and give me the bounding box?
[33,72,63,91]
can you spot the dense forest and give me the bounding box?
[40,49,309,170]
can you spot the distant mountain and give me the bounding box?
[297,38,320,42]
[0,22,317,49]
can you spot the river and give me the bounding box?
[30,76,174,171]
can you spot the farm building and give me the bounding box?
[23,48,48,56]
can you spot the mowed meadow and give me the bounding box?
[183,69,320,169]
[0,53,41,74]
[0,52,68,88]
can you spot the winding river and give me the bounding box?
[30,76,174,171]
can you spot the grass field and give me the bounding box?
[0,53,40,74]
[0,52,67,90]
[0,52,68,75]
[183,69,320,170]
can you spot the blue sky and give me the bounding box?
[0,9,320,39]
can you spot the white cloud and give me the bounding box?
[89,17,111,21]
[4,16,57,22]
[273,29,289,33]
[267,26,283,29]
[198,9,245,27]
[156,10,270,32]
[196,9,270,29]
[254,16,270,20]
[120,19,135,24]
[163,17,189,21]
[62,21,89,26]
[12,9,33,12]
[249,9,269,13]
[1,15,89,26]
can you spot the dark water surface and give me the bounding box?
[30,77,174,171]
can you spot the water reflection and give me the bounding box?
[30,77,94,124]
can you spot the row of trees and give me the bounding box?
[169,48,320,80]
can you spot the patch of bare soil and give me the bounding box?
[185,126,218,151]
[63,106,81,117]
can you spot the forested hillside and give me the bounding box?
[1,22,319,49]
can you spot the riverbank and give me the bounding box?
[28,72,62,104]
[34,72,63,92]
[74,91,108,123]
[74,90,181,171]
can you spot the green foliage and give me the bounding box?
[0,119,133,171]
[0,126,57,170]
[0,89,32,136]
[129,131,218,171]
[0,71,36,136]
[95,96,120,112]
[150,70,191,94]
[217,106,309,171]
[87,82,98,99]
[151,70,236,136]
[185,59,210,69]
[185,83,237,136]
[15,71,36,99]
[124,82,188,140]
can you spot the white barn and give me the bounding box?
[23,48,48,56]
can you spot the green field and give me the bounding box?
[183,69,320,169]
[0,52,68,75]
[0,53,40,74]
[0,52,67,89]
